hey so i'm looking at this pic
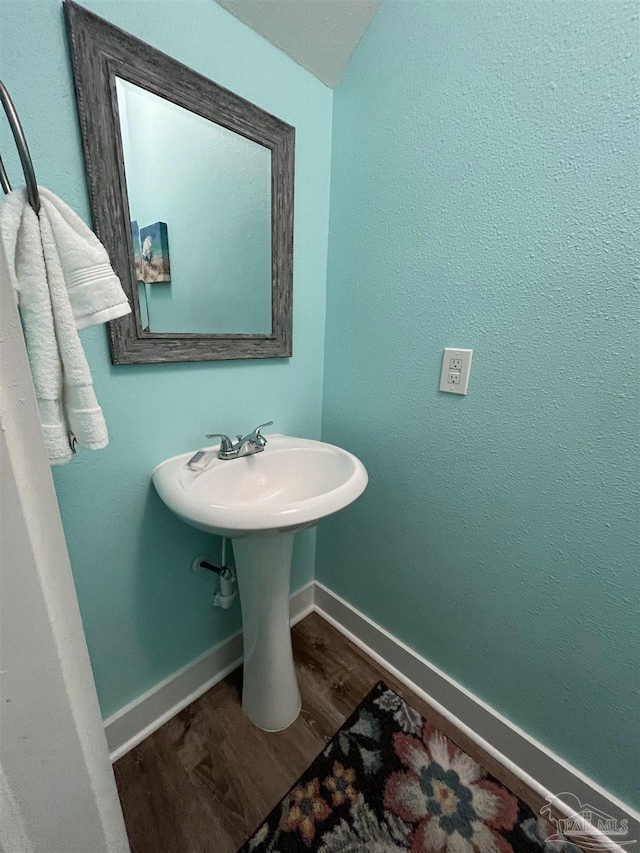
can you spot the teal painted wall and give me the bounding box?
[0,0,332,719]
[318,0,640,808]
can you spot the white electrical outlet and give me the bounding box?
[440,348,473,395]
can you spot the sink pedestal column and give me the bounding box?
[232,532,301,731]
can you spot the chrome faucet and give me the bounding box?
[205,421,273,461]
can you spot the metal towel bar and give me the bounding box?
[0,79,40,213]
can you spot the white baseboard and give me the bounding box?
[104,580,314,762]
[104,578,638,845]
[314,581,640,846]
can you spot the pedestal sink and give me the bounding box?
[152,435,368,730]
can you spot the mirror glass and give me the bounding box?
[115,78,272,335]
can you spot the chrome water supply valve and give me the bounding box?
[191,538,238,609]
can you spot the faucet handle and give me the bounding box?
[205,433,234,453]
[249,421,274,447]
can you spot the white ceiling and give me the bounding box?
[215,0,383,88]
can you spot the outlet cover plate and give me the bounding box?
[440,348,473,395]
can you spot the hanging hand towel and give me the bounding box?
[0,187,131,465]
[37,187,130,329]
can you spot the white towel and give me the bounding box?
[0,187,131,465]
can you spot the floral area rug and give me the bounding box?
[238,682,582,853]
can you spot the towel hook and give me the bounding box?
[0,79,40,213]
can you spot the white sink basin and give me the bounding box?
[152,434,367,732]
[152,434,368,538]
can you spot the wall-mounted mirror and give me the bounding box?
[64,1,294,364]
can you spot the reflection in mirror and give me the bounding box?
[115,78,272,335]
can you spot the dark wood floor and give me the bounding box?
[115,612,547,853]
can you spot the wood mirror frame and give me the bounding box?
[64,1,294,364]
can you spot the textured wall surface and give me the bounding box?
[0,0,332,719]
[319,0,640,807]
